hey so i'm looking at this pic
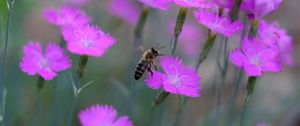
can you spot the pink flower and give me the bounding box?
[79,104,133,126]
[174,0,214,8]
[42,6,91,27]
[145,55,201,97]
[229,38,282,77]
[20,42,71,80]
[62,24,116,57]
[138,0,173,10]
[241,0,282,20]
[108,0,140,25]
[258,20,293,66]
[193,9,244,37]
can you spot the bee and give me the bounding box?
[134,46,163,80]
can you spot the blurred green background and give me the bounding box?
[1,0,300,126]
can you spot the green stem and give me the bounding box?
[37,76,45,90]
[59,35,66,47]
[215,38,229,125]
[171,7,187,55]
[225,69,244,126]
[196,32,217,69]
[0,1,14,124]
[134,7,149,47]
[67,96,78,126]
[152,91,170,109]
[229,0,244,21]
[246,77,257,95]
[77,55,89,78]
[35,76,45,126]
[248,20,259,39]
[239,76,257,126]
[173,96,188,126]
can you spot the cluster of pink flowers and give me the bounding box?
[18,0,293,125]
[228,0,292,77]
[43,6,116,57]
[20,3,123,126]
[79,104,133,126]
[21,5,117,80]
[145,55,201,97]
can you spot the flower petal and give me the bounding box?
[244,63,262,76]
[160,55,184,75]
[20,42,43,76]
[79,105,117,126]
[45,43,72,72]
[257,49,279,62]
[229,49,246,68]
[38,67,57,80]
[260,62,282,72]
[145,71,165,89]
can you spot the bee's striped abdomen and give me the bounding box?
[134,59,148,80]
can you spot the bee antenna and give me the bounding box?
[155,43,160,49]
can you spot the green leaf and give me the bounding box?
[0,0,8,36]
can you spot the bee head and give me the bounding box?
[151,47,159,57]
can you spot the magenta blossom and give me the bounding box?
[174,0,214,8]
[138,0,173,10]
[20,42,71,80]
[62,24,116,57]
[43,6,91,27]
[241,0,282,20]
[258,20,293,66]
[79,104,133,126]
[229,38,282,77]
[194,9,244,37]
[108,0,140,25]
[145,55,201,97]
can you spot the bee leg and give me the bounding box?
[148,63,154,76]
[151,61,158,71]
[153,64,158,71]
[148,67,153,76]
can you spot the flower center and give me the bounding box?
[169,74,181,86]
[81,39,92,48]
[39,58,49,68]
[250,56,261,66]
